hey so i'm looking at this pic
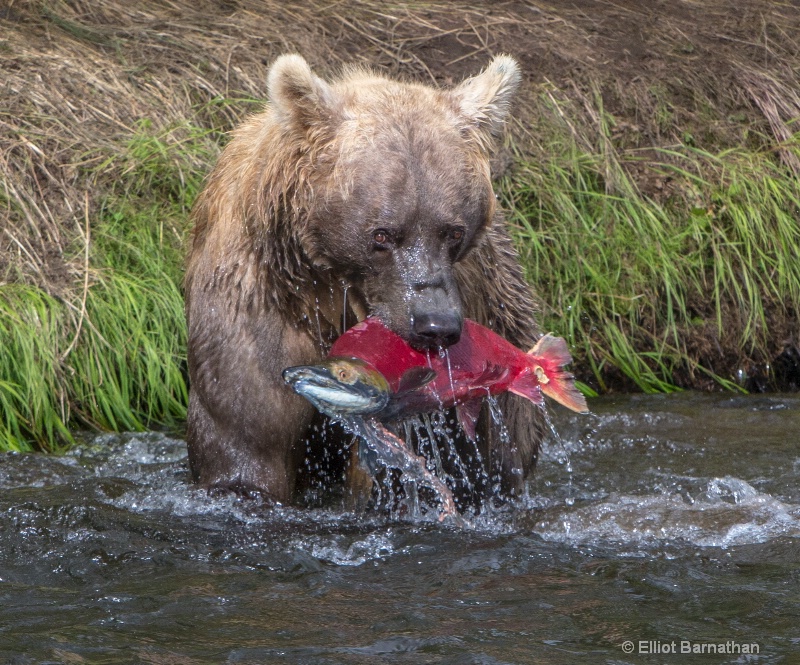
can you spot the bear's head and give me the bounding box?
[267,54,521,350]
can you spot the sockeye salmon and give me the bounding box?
[283,318,588,438]
[282,318,587,522]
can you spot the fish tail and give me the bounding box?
[520,334,589,414]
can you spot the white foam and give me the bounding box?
[534,476,800,548]
[294,531,399,566]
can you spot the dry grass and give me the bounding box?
[1,0,800,448]
[3,0,799,295]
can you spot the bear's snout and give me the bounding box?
[401,258,463,350]
[410,310,463,350]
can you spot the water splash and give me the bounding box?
[340,279,350,333]
[486,395,512,449]
[313,283,326,353]
[537,402,576,506]
[441,345,456,398]
[486,395,518,496]
[337,416,462,524]
[407,410,483,504]
[534,476,800,548]
[396,347,477,501]
[297,531,399,566]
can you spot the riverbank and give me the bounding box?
[2,0,799,451]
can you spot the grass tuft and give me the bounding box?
[0,119,215,451]
[502,92,800,393]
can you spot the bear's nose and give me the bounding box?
[411,312,462,349]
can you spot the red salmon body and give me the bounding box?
[328,318,587,433]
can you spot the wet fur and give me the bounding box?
[185,54,544,504]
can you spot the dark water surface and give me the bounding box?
[1,393,799,664]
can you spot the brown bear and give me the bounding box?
[184,54,545,508]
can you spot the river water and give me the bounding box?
[1,393,798,664]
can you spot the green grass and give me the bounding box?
[0,118,216,452]
[502,94,800,393]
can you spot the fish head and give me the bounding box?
[282,357,391,419]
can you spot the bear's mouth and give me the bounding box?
[408,311,463,350]
[361,301,463,352]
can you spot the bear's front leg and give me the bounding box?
[186,301,320,502]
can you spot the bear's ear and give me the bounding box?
[451,55,521,146]
[268,54,338,132]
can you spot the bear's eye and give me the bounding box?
[447,227,465,244]
[372,229,391,249]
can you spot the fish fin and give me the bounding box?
[528,333,573,366]
[396,367,437,394]
[471,362,508,385]
[456,399,483,441]
[508,372,545,406]
[525,335,589,414]
[540,371,589,414]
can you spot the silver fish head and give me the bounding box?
[282,357,390,419]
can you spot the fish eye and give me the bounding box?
[337,367,351,381]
